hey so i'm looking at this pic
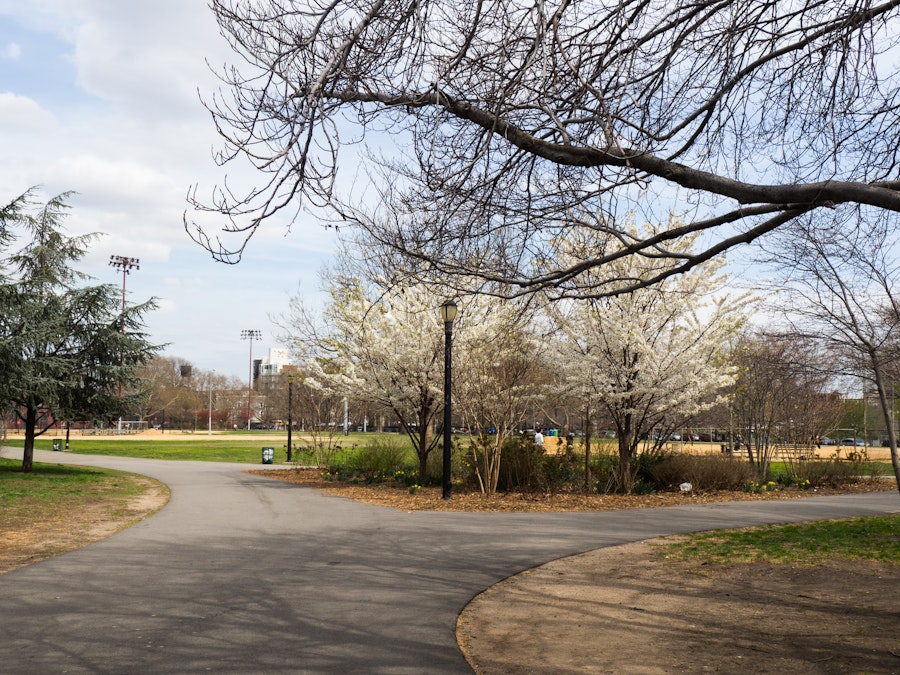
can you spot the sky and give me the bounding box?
[0,1,340,380]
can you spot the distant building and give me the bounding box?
[258,348,293,378]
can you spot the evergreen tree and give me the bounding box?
[0,191,158,472]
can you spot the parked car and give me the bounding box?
[839,437,865,446]
[818,436,835,446]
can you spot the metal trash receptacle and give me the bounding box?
[53,439,62,451]
[261,447,274,464]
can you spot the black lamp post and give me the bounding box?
[440,299,458,500]
[286,375,294,463]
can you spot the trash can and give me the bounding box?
[261,447,274,464]
[53,439,62,451]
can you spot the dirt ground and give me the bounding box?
[456,541,900,674]
[0,477,169,575]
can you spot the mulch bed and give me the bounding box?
[247,468,894,512]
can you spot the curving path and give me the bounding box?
[1,448,896,674]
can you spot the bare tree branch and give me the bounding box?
[188,0,900,295]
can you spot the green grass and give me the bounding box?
[663,514,900,566]
[2,433,400,464]
[5,437,292,463]
[768,460,893,477]
[0,457,156,520]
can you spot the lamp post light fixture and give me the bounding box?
[241,329,262,430]
[439,299,458,500]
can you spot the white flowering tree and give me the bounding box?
[547,220,752,493]
[453,297,546,494]
[283,274,447,480]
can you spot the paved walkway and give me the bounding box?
[1,448,896,674]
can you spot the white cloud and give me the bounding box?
[67,1,228,120]
[0,3,337,377]
[0,92,55,130]
[1,41,21,60]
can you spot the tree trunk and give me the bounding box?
[618,436,633,494]
[414,401,435,481]
[617,413,634,493]
[871,365,900,493]
[21,405,36,473]
[417,424,432,481]
[583,412,592,493]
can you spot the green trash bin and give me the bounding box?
[261,447,274,464]
[52,439,62,451]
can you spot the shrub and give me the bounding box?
[465,435,586,494]
[496,434,545,491]
[591,449,621,494]
[345,438,410,477]
[789,459,863,488]
[541,454,585,493]
[649,454,756,491]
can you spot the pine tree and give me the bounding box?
[0,191,158,472]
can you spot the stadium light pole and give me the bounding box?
[109,255,139,434]
[109,255,139,334]
[241,329,262,430]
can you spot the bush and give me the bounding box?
[592,447,676,494]
[463,435,585,493]
[649,454,756,491]
[496,435,545,491]
[591,449,621,494]
[324,438,421,485]
[786,459,864,488]
[344,438,410,476]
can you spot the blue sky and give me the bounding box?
[0,1,339,379]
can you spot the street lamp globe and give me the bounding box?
[439,299,458,325]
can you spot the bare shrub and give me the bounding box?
[790,460,863,488]
[650,455,756,491]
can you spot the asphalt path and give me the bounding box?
[1,448,897,674]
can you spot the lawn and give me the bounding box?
[0,457,167,574]
[663,513,900,564]
[2,432,388,464]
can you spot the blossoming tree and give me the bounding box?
[547,221,753,492]
[284,272,448,480]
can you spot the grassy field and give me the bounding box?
[0,457,148,503]
[4,432,895,474]
[663,513,900,564]
[1,433,383,464]
[4,437,293,463]
[0,458,161,530]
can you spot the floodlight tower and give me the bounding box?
[109,256,139,408]
[241,329,262,430]
[109,255,140,333]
